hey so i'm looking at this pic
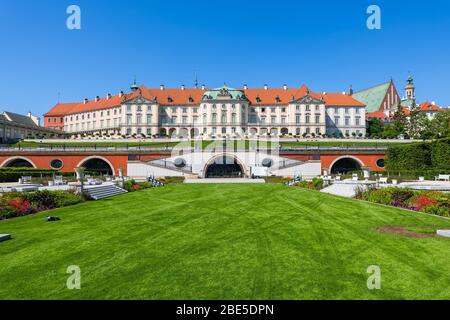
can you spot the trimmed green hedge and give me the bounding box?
[386,138,450,175]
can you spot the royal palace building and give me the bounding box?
[44,82,368,138]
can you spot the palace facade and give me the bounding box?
[44,83,367,138]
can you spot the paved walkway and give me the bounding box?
[321,180,376,198]
[185,178,266,184]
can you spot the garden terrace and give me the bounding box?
[1,184,449,299]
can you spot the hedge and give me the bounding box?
[386,138,450,174]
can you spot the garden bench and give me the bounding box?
[21,176,32,184]
[54,176,67,186]
[378,177,388,184]
[435,174,450,181]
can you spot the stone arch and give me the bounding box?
[330,155,364,174]
[203,154,246,178]
[1,156,36,168]
[77,156,115,175]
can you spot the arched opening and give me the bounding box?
[169,128,177,137]
[159,128,167,136]
[3,157,35,168]
[281,128,289,135]
[79,157,114,176]
[190,128,199,138]
[179,128,189,138]
[331,157,362,174]
[205,155,244,178]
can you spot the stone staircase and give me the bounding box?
[84,183,127,200]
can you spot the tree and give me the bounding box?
[367,118,384,137]
[406,101,427,138]
[392,102,408,136]
[428,110,450,139]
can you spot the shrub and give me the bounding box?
[264,176,291,184]
[413,195,437,211]
[0,190,83,220]
[159,176,185,184]
[423,205,450,217]
[366,188,393,205]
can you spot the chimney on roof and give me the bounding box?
[342,91,346,95]
[181,84,185,90]
[160,84,165,90]
[84,98,88,104]
[243,84,248,90]
[348,85,354,95]
[119,91,124,98]
[107,93,112,100]
[431,101,436,106]
[201,84,205,90]
[264,84,268,90]
[283,84,287,90]
[322,91,327,95]
[95,96,100,102]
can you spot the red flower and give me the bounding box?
[8,198,32,215]
[131,184,141,191]
[414,195,437,211]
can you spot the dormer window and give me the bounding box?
[256,96,261,103]
[275,96,281,103]
[188,96,194,103]
[168,97,173,103]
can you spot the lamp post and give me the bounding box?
[75,167,86,195]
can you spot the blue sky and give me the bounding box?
[0,0,449,117]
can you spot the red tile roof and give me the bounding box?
[322,93,365,107]
[366,111,389,119]
[419,102,442,112]
[44,85,366,117]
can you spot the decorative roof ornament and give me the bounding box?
[130,77,139,92]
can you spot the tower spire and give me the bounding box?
[130,77,139,92]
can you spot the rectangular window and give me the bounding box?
[306,105,310,111]
[147,128,152,136]
[315,115,320,124]
[296,115,300,124]
[127,105,132,112]
[127,128,132,135]
[306,115,310,124]
[334,117,339,125]
[281,117,286,124]
[136,115,142,125]
[147,114,152,124]
[316,128,320,134]
[182,116,188,124]
[127,115,132,125]
[356,118,360,126]
[272,116,277,124]
[345,118,350,126]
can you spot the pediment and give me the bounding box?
[292,94,323,104]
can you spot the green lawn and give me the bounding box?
[1,184,449,300]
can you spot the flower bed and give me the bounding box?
[123,180,153,192]
[0,190,84,220]
[294,178,324,191]
[355,187,450,217]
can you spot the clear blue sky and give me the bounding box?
[0,0,449,117]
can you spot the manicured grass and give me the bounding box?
[1,184,449,299]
